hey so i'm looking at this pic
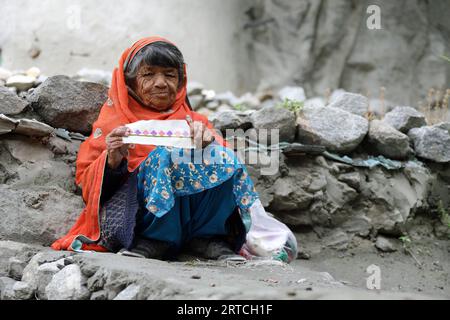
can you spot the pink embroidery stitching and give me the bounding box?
[129,129,191,138]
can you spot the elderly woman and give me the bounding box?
[52,37,297,262]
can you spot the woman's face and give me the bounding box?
[133,64,180,111]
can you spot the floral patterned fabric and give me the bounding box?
[136,143,259,225]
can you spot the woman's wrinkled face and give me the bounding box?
[133,64,180,111]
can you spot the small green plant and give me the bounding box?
[233,103,247,111]
[399,234,422,267]
[399,235,412,249]
[277,98,304,114]
[441,55,450,63]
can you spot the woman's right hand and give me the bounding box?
[105,126,134,169]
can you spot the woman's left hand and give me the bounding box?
[186,115,215,149]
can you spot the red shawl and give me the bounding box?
[51,36,226,251]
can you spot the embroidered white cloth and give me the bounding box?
[122,120,195,148]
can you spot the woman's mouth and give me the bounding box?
[151,92,169,97]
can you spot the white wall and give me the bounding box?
[0,0,253,93]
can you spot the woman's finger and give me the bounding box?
[110,141,125,149]
[186,115,194,139]
[106,136,124,144]
[194,122,204,148]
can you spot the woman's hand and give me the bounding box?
[186,115,215,149]
[105,126,134,169]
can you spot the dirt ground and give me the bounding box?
[295,232,450,299]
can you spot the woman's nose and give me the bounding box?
[154,74,167,88]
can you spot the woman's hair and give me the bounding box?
[124,41,185,88]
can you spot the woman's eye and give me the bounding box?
[166,74,176,78]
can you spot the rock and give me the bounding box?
[46,136,81,156]
[206,100,220,110]
[188,95,205,110]
[297,105,369,153]
[367,120,412,159]
[6,75,36,91]
[0,86,28,115]
[211,110,253,132]
[360,165,432,235]
[0,114,18,135]
[234,92,260,109]
[8,257,29,281]
[278,86,306,102]
[196,107,212,117]
[12,281,34,300]
[408,123,450,163]
[304,98,325,108]
[341,216,372,237]
[216,104,233,113]
[0,67,12,81]
[113,284,141,300]
[0,184,84,245]
[187,81,204,96]
[250,106,297,143]
[73,68,111,85]
[375,235,398,252]
[90,290,108,300]
[271,177,314,211]
[0,277,17,300]
[337,172,361,191]
[383,106,427,133]
[324,229,349,250]
[45,264,90,300]
[2,135,54,163]
[215,91,239,106]
[0,241,43,278]
[0,277,35,300]
[328,92,369,117]
[15,118,54,137]
[29,75,108,135]
[26,67,41,79]
[22,252,73,299]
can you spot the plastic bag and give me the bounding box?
[240,199,298,263]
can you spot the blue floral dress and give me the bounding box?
[135,142,258,248]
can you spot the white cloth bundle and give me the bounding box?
[122,120,195,149]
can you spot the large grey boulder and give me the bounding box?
[383,106,427,133]
[45,264,90,300]
[297,105,369,153]
[367,120,412,159]
[211,110,253,132]
[28,75,108,135]
[0,185,84,246]
[250,106,297,143]
[328,92,369,117]
[408,123,450,163]
[0,86,28,116]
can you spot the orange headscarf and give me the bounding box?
[51,36,226,251]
